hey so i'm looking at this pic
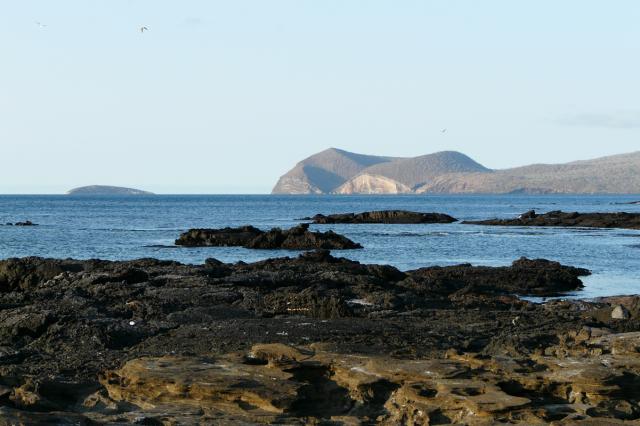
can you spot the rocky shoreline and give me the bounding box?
[0,253,638,424]
[464,210,640,230]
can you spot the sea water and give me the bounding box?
[1,194,639,298]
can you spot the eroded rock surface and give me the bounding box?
[465,210,640,230]
[304,210,458,224]
[0,254,636,424]
[102,335,640,425]
[175,223,363,250]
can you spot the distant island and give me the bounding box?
[66,185,154,195]
[272,148,640,194]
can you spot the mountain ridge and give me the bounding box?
[272,150,640,194]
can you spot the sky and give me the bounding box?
[0,1,639,194]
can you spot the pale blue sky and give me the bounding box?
[1,1,638,193]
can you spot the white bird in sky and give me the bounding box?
[35,21,47,29]
[441,128,447,133]
[140,26,149,33]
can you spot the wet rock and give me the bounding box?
[176,223,363,250]
[406,257,590,297]
[520,209,538,219]
[246,224,363,250]
[304,210,458,224]
[464,210,640,230]
[14,221,37,226]
[175,225,263,247]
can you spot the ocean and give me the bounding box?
[1,194,639,299]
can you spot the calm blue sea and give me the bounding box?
[1,194,639,298]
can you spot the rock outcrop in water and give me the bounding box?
[66,185,154,195]
[304,210,458,224]
[3,221,37,226]
[175,223,363,250]
[465,210,640,230]
[1,253,638,423]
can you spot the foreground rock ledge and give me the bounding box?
[303,210,458,224]
[100,338,640,425]
[464,210,640,230]
[0,253,637,424]
[175,223,363,249]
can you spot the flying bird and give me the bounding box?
[35,22,47,29]
[441,128,447,133]
[140,26,149,33]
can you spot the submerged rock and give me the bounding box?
[175,223,363,250]
[464,210,640,230]
[304,210,458,224]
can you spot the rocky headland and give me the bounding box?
[0,252,638,424]
[303,210,458,224]
[272,148,640,194]
[175,223,363,250]
[464,210,640,230]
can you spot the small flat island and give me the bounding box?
[66,185,154,195]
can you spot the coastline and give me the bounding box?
[0,252,638,423]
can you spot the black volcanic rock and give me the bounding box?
[306,210,457,224]
[0,257,84,292]
[245,224,363,250]
[14,221,37,226]
[176,223,363,250]
[175,226,263,247]
[464,210,640,230]
[0,253,636,424]
[406,257,590,297]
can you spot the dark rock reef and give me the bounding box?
[4,221,37,226]
[175,223,363,250]
[465,209,640,230]
[304,210,458,224]
[0,253,638,423]
[614,200,640,205]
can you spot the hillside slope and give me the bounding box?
[272,150,640,194]
[416,152,640,194]
[271,148,396,194]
